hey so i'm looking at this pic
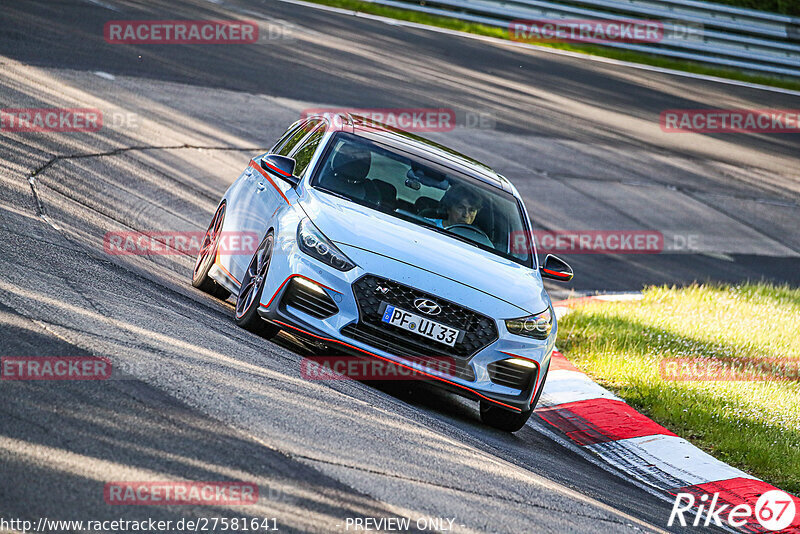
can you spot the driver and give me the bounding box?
[430,184,484,228]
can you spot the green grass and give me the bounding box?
[558,283,800,494]
[305,0,800,91]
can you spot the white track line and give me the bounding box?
[539,369,622,406]
[585,435,757,489]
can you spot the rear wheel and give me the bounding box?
[480,361,549,432]
[192,202,231,300]
[234,232,280,339]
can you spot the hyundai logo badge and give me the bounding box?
[414,298,442,316]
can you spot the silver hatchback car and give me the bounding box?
[193,114,574,431]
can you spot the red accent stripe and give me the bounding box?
[537,398,677,445]
[551,296,598,308]
[498,350,542,405]
[263,159,291,177]
[542,268,570,279]
[250,160,291,206]
[673,478,800,533]
[260,274,341,311]
[274,320,522,412]
[214,252,240,285]
[549,349,581,372]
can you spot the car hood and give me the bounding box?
[299,188,549,315]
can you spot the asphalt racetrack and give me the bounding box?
[0,1,798,532]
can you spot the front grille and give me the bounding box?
[281,278,338,319]
[341,323,476,381]
[488,359,537,391]
[343,274,499,366]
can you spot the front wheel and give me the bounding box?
[234,232,280,339]
[480,402,533,432]
[480,360,549,432]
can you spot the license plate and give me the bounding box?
[381,303,461,347]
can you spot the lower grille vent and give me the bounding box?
[282,278,338,319]
[488,359,537,391]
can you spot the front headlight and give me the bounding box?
[505,307,552,339]
[297,218,356,271]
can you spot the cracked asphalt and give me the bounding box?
[0,0,797,532]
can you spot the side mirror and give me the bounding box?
[540,254,573,282]
[261,155,299,186]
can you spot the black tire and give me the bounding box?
[480,360,550,432]
[480,402,533,432]
[192,202,232,300]
[234,231,280,339]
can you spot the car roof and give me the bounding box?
[312,113,514,194]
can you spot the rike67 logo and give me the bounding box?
[669,490,797,531]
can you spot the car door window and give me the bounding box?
[270,122,301,153]
[274,119,321,156]
[290,124,326,177]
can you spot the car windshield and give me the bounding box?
[310,132,533,267]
